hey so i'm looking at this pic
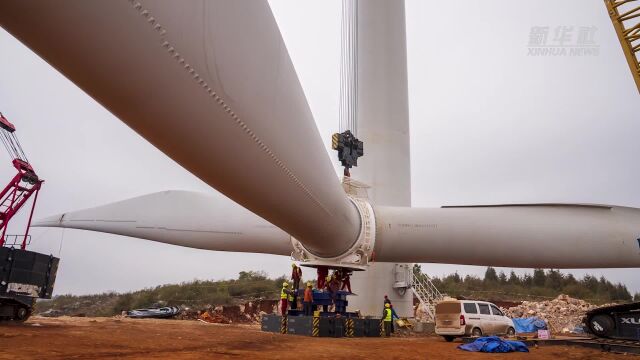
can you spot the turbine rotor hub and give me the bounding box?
[291,180,376,270]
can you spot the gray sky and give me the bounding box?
[0,0,638,296]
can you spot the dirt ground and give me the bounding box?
[0,317,635,360]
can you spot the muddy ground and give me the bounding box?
[0,316,634,359]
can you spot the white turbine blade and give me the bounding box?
[0,1,360,257]
[33,191,293,256]
[374,204,640,268]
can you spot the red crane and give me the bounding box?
[0,112,42,250]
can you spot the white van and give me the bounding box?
[435,299,515,342]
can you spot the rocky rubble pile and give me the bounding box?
[502,294,614,334]
[414,303,434,322]
[187,300,279,324]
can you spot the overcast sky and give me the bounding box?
[0,0,638,296]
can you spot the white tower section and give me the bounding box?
[344,0,414,317]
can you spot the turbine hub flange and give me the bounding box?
[290,192,376,270]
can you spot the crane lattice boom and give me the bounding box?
[0,113,42,249]
[605,0,640,93]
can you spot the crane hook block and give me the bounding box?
[332,130,364,171]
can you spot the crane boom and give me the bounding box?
[0,112,57,323]
[0,112,43,249]
[605,0,640,94]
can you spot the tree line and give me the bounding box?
[37,271,286,316]
[414,265,640,304]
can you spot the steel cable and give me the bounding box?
[339,0,358,136]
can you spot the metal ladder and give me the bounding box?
[409,270,445,322]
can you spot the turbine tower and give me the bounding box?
[338,0,414,316]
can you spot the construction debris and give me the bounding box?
[39,309,64,317]
[414,303,431,322]
[126,306,181,319]
[502,294,615,334]
[179,300,279,324]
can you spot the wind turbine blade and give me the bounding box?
[0,1,360,257]
[374,204,640,268]
[33,191,293,256]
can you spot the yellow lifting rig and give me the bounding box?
[605,0,640,94]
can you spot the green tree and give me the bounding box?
[464,275,483,288]
[562,273,578,288]
[273,275,288,290]
[562,283,590,300]
[508,271,521,286]
[634,293,640,302]
[532,269,546,287]
[545,269,564,290]
[613,283,632,301]
[596,276,612,300]
[582,275,599,293]
[498,271,507,284]
[484,267,498,283]
[452,272,462,283]
[238,270,267,281]
[413,264,423,276]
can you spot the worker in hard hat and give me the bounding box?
[317,266,328,289]
[389,304,400,333]
[340,269,352,293]
[303,282,314,316]
[318,275,331,312]
[327,273,340,306]
[383,303,393,337]
[291,263,302,288]
[280,282,294,316]
[383,295,399,333]
[291,263,302,296]
[291,263,302,305]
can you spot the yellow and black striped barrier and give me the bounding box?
[345,318,354,337]
[380,319,384,337]
[312,316,319,337]
[280,315,287,334]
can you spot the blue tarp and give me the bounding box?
[511,317,547,333]
[458,336,529,353]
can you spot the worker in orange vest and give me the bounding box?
[303,282,314,316]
